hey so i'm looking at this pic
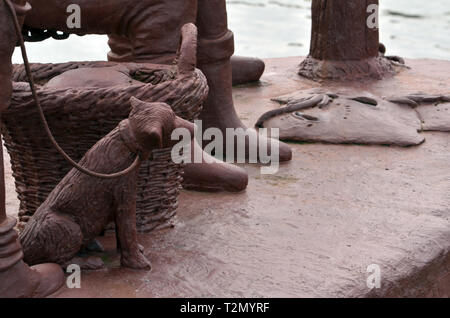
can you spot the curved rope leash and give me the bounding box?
[4,0,142,179]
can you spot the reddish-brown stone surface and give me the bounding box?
[5,57,450,298]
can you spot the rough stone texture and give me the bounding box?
[298,55,399,81]
[5,57,450,297]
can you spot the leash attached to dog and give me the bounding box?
[4,0,142,179]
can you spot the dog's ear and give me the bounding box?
[130,96,146,114]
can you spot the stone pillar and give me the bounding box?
[196,0,237,131]
[299,0,395,80]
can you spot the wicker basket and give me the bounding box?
[2,61,208,232]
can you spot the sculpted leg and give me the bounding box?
[0,0,64,297]
[114,198,151,270]
[0,217,64,298]
[196,0,292,162]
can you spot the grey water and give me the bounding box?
[12,0,450,64]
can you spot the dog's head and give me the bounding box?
[128,97,194,151]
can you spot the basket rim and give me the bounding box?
[6,67,207,116]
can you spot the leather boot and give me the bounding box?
[0,217,65,298]
[231,55,265,86]
[196,0,292,163]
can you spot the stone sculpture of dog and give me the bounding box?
[19,97,194,270]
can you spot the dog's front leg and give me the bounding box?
[114,198,151,270]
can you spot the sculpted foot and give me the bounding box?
[119,243,145,253]
[30,263,65,297]
[231,56,265,86]
[121,251,151,270]
[83,239,105,253]
[198,59,292,163]
[0,217,64,298]
[65,256,106,271]
[196,0,292,165]
[183,140,248,192]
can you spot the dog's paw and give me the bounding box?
[64,256,106,271]
[121,252,151,270]
[118,244,145,254]
[84,239,105,253]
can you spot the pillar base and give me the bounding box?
[298,55,401,81]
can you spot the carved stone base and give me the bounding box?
[298,55,399,81]
[0,217,64,298]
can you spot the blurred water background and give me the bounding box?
[12,0,450,64]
